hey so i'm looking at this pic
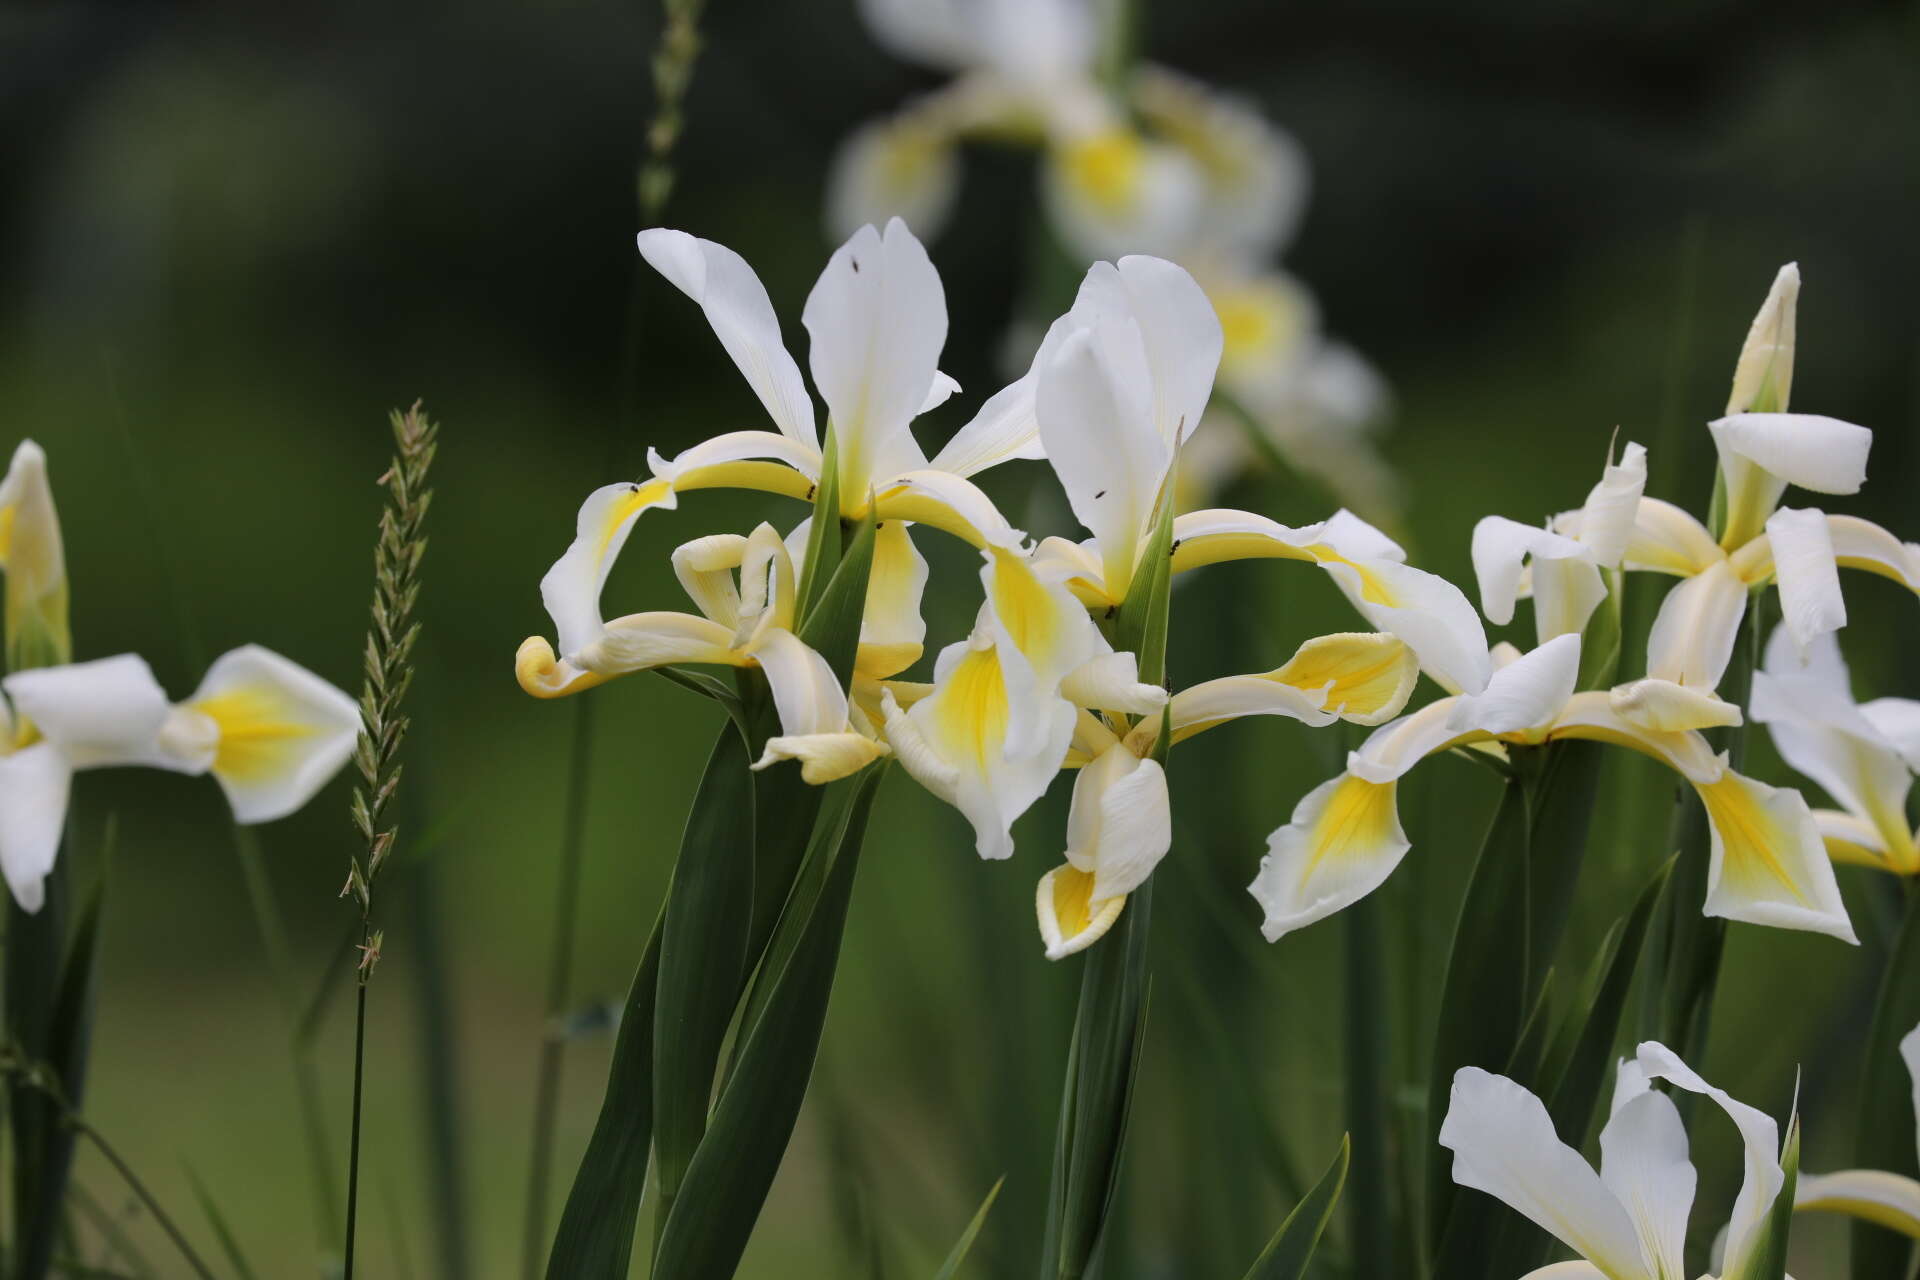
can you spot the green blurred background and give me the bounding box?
[4,0,1919,1274]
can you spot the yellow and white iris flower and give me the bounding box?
[533,218,1032,677]
[1752,625,1920,876]
[1604,265,1917,736]
[882,540,1164,867]
[0,440,70,670]
[519,521,889,785]
[1789,1021,1920,1238]
[1251,631,1854,943]
[1441,1041,1789,1280]
[0,647,359,912]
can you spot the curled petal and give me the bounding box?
[753,731,887,785]
[1571,440,1649,569]
[1447,633,1580,737]
[1347,698,1483,784]
[1609,679,1742,734]
[1271,632,1418,726]
[1795,1170,1920,1237]
[1634,1041,1786,1278]
[872,468,1022,549]
[1693,768,1856,942]
[515,637,611,700]
[1316,554,1493,696]
[1624,498,1722,577]
[1544,692,1724,784]
[1065,745,1171,901]
[1251,773,1409,941]
[1711,412,1871,547]
[859,521,930,680]
[1828,514,1920,593]
[1062,651,1165,719]
[1036,863,1127,961]
[540,479,678,662]
[587,612,747,678]
[1471,516,1604,643]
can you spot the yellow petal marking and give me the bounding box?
[673,461,815,503]
[1303,776,1400,886]
[0,503,13,566]
[933,646,1009,769]
[1308,547,1397,606]
[1272,633,1415,720]
[191,686,320,784]
[1695,773,1809,906]
[1038,864,1128,959]
[987,548,1064,671]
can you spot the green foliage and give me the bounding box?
[1747,1112,1801,1280]
[1853,888,1920,1280]
[1241,1134,1350,1280]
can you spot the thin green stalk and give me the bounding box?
[344,973,368,1280]
[1344,892,1393,1280]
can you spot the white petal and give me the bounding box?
[1168,507,1330,575]
[753,731,886,785]
[1634,1042,1784,1278]
[1319,509,1407,562]
[1517,1266,1611,1280]
[1597,1085,1694,1280]
[1861,698,1920,772]
[804,219,947,495]
[1471,516,1604,642]
[919,371,961,414]
[1251,773,1409,941]
[1346,699,1481,784]
[1694,769,1856,943]
[1644,560,1747,690]
[927,369,1046,478]
[1767,507,1846,655]
[1042,134,1207,265]
[540,479,677,661]
[0,440,67,650]
[1751,664,1911,861]
[1761,618,1851,693]
[1711,412,1871,543]
[575,611,744,678]
[872,468,1023,549]
[1904,1023,1920,1169]
[1544,692,1726,785]
[0,742,71,913]
[1448,634,1580,736]
[4,654,172,768]
[752,629,851,741]
[1066,745,1171,901]
[1060,651,1166,718]
[1828,514,1920,593]
[1108,256,1223,448]
[1574,440,1649,568]
[1036,315,1167,595]
[1726,263,1798,415]
[636,229,816,448]
[1164,673,1335,740]
[1623,498,1723,577]
[977,542,1103,695]
[1794,1170,1920,1237]
[825,115,961,245]
[1438,1067,1651,1278]
[181,646,361,823]
[1318,555,1493,696]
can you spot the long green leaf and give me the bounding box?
[1040,883,1154,1280]
[1241,1134,1350,1280]
[1854,886,1920,1280]
[794,429,843,620]
[651,723,757,1227]
[1343,891,1394,1278]
[651,762,887,1278]
[542,908,664,1279]
[932,1177,1004,1280]
[1424,772,1531,1260]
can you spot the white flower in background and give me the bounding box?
[1610,265,1919,735]
[1440,1041,1789,1280]
[1790,1021,1920,1238]
[1252,632,1854,943]
[0,647,359,912]
[519,520,889,784]
[532,218,1034,679]
[1751,625,1920,876]
[0,440,70,670]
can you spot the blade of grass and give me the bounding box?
[1241,1134,1350,1280]
[932,1177,1004,1280]
[1853,885,1920,1280]
[184,1167,260,1280]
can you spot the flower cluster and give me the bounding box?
[829,0,1395,518]
[0,441,360,912]
[1256,263,1916,948]
[518,219,1490,958]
